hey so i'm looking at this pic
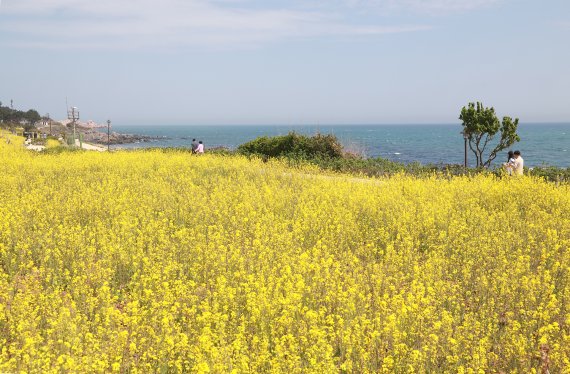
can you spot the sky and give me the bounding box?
[0,0,569,125]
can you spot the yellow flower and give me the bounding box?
[0,140,568,372]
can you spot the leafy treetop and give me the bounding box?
[459,102,520,168]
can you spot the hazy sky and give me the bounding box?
[0,0,569,125]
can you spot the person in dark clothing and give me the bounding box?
[191,138,198,154]
[504,150,515,175]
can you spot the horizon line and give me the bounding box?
[112,121,570,127]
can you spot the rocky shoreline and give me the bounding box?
[80,128,166,145]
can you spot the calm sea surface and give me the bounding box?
[112,124,569,168]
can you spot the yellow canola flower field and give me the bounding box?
[0,140,569,373]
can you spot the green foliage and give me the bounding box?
[528,166,570,183]
[459,102,520,168]
[237,132,344,159]
[24,109,41,128]
[302,156,436,176]
[237,133,473,178]
[0,104,42,128]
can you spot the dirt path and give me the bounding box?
[25,144,46,152]
[75,139,107,151]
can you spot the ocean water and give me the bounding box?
[112,124,569,168]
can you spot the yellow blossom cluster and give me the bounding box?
[0,140,569,373]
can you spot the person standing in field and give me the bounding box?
[512,150,524,175]
[504,150,515,175]
[195,140,204,154]
[191,138,198,154]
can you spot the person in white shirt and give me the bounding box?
[512,150,524,175]
[195,140,205,154]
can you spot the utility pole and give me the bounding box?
[46,113,52,136]
[9,100,13,128]
[107,120,111,152]
[67,106,80,148]
[462,130,469,169]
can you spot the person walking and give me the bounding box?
[191,138,198,154]
[195,140,204,154]
[512,150,524,176]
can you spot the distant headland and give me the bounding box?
[0,102,155,145]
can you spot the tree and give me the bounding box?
[25,109,41,125]
[459,102,520,168]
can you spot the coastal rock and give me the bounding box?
[80,128,160,145]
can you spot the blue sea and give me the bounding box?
[112,124,569,168]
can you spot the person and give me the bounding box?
[512,150,524,176]
[191,138,198,154]
[504,150,515,175]
[195,140,204,154]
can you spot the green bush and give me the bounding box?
[306,156,477,178]
[237,132,344,160]
[237,133,488,178]
[528,166,570,183]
